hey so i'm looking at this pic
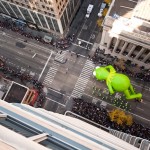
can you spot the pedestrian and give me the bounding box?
[66,68,68,74]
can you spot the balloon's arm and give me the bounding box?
[105,65,116,73]
[107,83,115,94]
[129,84,135,94]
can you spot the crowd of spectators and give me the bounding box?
[92,87,131,111]
[0,57,45,107]
[72,98,150,141]
[0,18,75,50]
[91,48,150,82]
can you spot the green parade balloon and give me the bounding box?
[93,65,142,100]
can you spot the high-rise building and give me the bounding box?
[0,0,80,36]
[100,0,150,68]
[0,100,149,150]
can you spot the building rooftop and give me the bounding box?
[109,0,150,24]
[4,82,28,103]
[0,100,139,150]
[133,0,150,22]
[109,0,138,19]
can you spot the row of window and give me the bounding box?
[0,1,60,33]
[6,0,55,17]
[0,0,80,34]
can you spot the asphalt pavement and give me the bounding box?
[0,20,150,127]
[68,0,102,54]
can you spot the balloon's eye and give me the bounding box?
[93,71,96,76]
[96,66,100,69]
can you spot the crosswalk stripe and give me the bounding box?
[71,60,95,97]
[43,52,66,87]
[55,51,66,62]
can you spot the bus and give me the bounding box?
[86,4,94,18]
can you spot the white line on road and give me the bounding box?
[77,19,87,38]
[131,81,150,91]
[48,87,65,95]
[45,97,65,107]
[136,107,144,111]
[17,52,23,55]
[141,101,147,104]
[72,43,88,50]
[15,58,20,61]
[32,53,37,58]
[77,38,93,45]
[38,52,53,81]
[66,50,86,58]
[120,6,133,9]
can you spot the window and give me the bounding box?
[0,115,41,137]
[42,5,45,8]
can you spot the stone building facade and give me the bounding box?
[100,0,150,69]
[0,0,80,36]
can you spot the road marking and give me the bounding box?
[77,38,93,45]
[38,52,53,81]
[136,107,144,111]
[72,43,88,50]
[17,37,52,52]
[0,39,6,42]
[39,67,43,70]
[45,97,65,107]
[66,50,86,58]
[32,53,37,58]
[141,101,147,104]
[131,81,150,91]
[48,87,65,95]
[17,52,23,55]
[0,32,53,53]
[15,58,20,61]
[77,19,87,38]
[120,6,133,9]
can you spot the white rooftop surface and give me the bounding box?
[133,0,150,21]
[0,100,139,150]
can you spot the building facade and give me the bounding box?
[0,100,139,150]
[100,0,150,69]
[0,0,80,36]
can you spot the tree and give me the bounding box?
[104,0,112,4]
[97,18,103,27]
[126,115,133,126]
[102,8,108,17]
[108,109,133,126]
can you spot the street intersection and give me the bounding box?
[0,23,150,127]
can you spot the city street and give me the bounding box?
[0,20,150,127]
[68,0,102,54]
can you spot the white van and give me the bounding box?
[86,4,94,18]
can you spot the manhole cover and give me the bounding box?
[16,42,26,48]
[30,71,35,76]
[83,25,88,30]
